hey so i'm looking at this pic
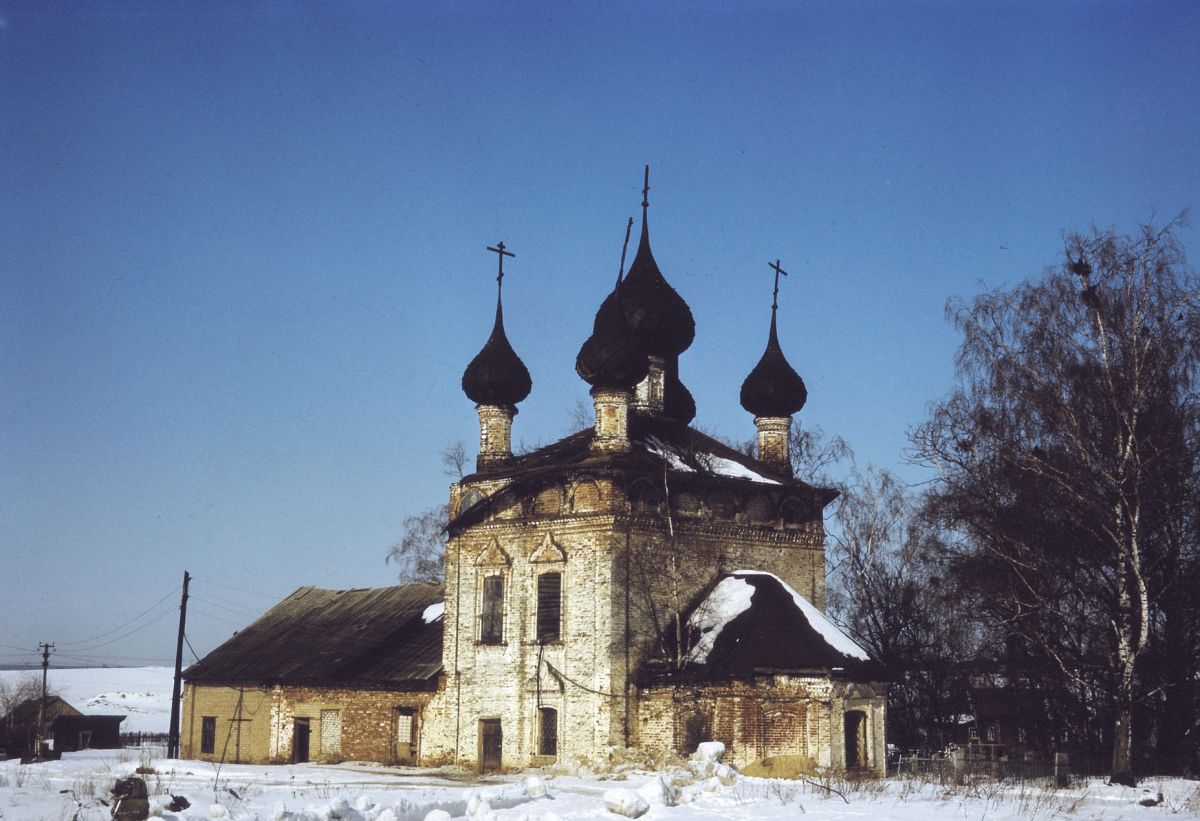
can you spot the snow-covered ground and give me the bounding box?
[1,748,1197,821]
[2,669,1196,819]
[0,666,173,734]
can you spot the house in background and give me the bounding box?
[182,171,889,774]
[1,695,124,758]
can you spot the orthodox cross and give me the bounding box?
[616,217,634,285]
[769,258,789,310]
[487,241,515,288]
[641,164,650,209]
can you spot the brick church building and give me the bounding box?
[182,170,888,775]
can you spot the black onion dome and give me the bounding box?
[462,297,532,407]
[740,311,807,417]
[576,287,650,391]
[662,356,696,424]
[619,217,695,358]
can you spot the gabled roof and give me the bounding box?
[452,415,837,530]
[184,583,444,688]
[643,571,887,683]
[3,695,79,724]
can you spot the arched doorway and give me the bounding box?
[844,710,867,769]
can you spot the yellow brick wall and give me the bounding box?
[181,683,274,763]
[181,682,436,765]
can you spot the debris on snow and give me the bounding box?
[636,774,679,807]
[602,787,649,818]
[693,741,726,764]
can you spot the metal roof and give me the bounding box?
[183,582,444,688]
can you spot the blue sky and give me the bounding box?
[2,1,1197,666]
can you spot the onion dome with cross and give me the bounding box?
[576,220,651,392]
[740,259,808,418]
[462,242,532,408]
[597,165,696,360]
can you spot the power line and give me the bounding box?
[67,602,178,653]
[58,586,180,647]
[191,577,280,601]
[187,606,249,628]
[188,593,263,619]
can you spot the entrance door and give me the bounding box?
[293,718,311,763]
[844,710,867,769]
[395,708,418,764]
[479,719,502,773]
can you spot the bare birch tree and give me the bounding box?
[913,217,1200,784]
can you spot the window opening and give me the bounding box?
[539,707,558,757]
[200,717,216,754]
[481,574,504,643]
[537,572,562,642]
[320,709,342,756]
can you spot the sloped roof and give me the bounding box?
[184,583,444,688]
[643,571,888,683]
[3,695,79,724]
[452,414,837,530]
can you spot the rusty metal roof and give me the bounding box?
[183,583,444,688]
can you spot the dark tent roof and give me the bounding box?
[644,571,887,683]
[451,414,837,531]
[184,583,444,688]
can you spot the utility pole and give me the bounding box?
[34,642,54,762]
[167,571,190,758]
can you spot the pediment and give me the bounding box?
[474,538,512,567]
[529,533,566,564]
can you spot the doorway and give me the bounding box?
[293,718,311,763]
[395,708,418,764]
[844,710,867,769]
[479,719,502,773]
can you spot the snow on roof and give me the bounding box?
[652,570,880,683]
[422,601,445,624]
[642,435,780,485]
[732,570,870,661]
[687,576,756,664]
[643,435,695,473]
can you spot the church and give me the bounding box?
[181,170,889,775]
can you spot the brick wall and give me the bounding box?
[438,469,835,772]
[636,677,888,775]
[182,682,435,765]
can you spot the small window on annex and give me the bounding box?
[538,707,558,757]
[201,716,216,754]
[536,572,562,642]
[481,574,505,644]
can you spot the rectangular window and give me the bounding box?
[396,709,414,745]
[539,707,558,757]
[536,572,562,642]
[201,716,216,754]
[320,709,342,756]
[481,574,504,643]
